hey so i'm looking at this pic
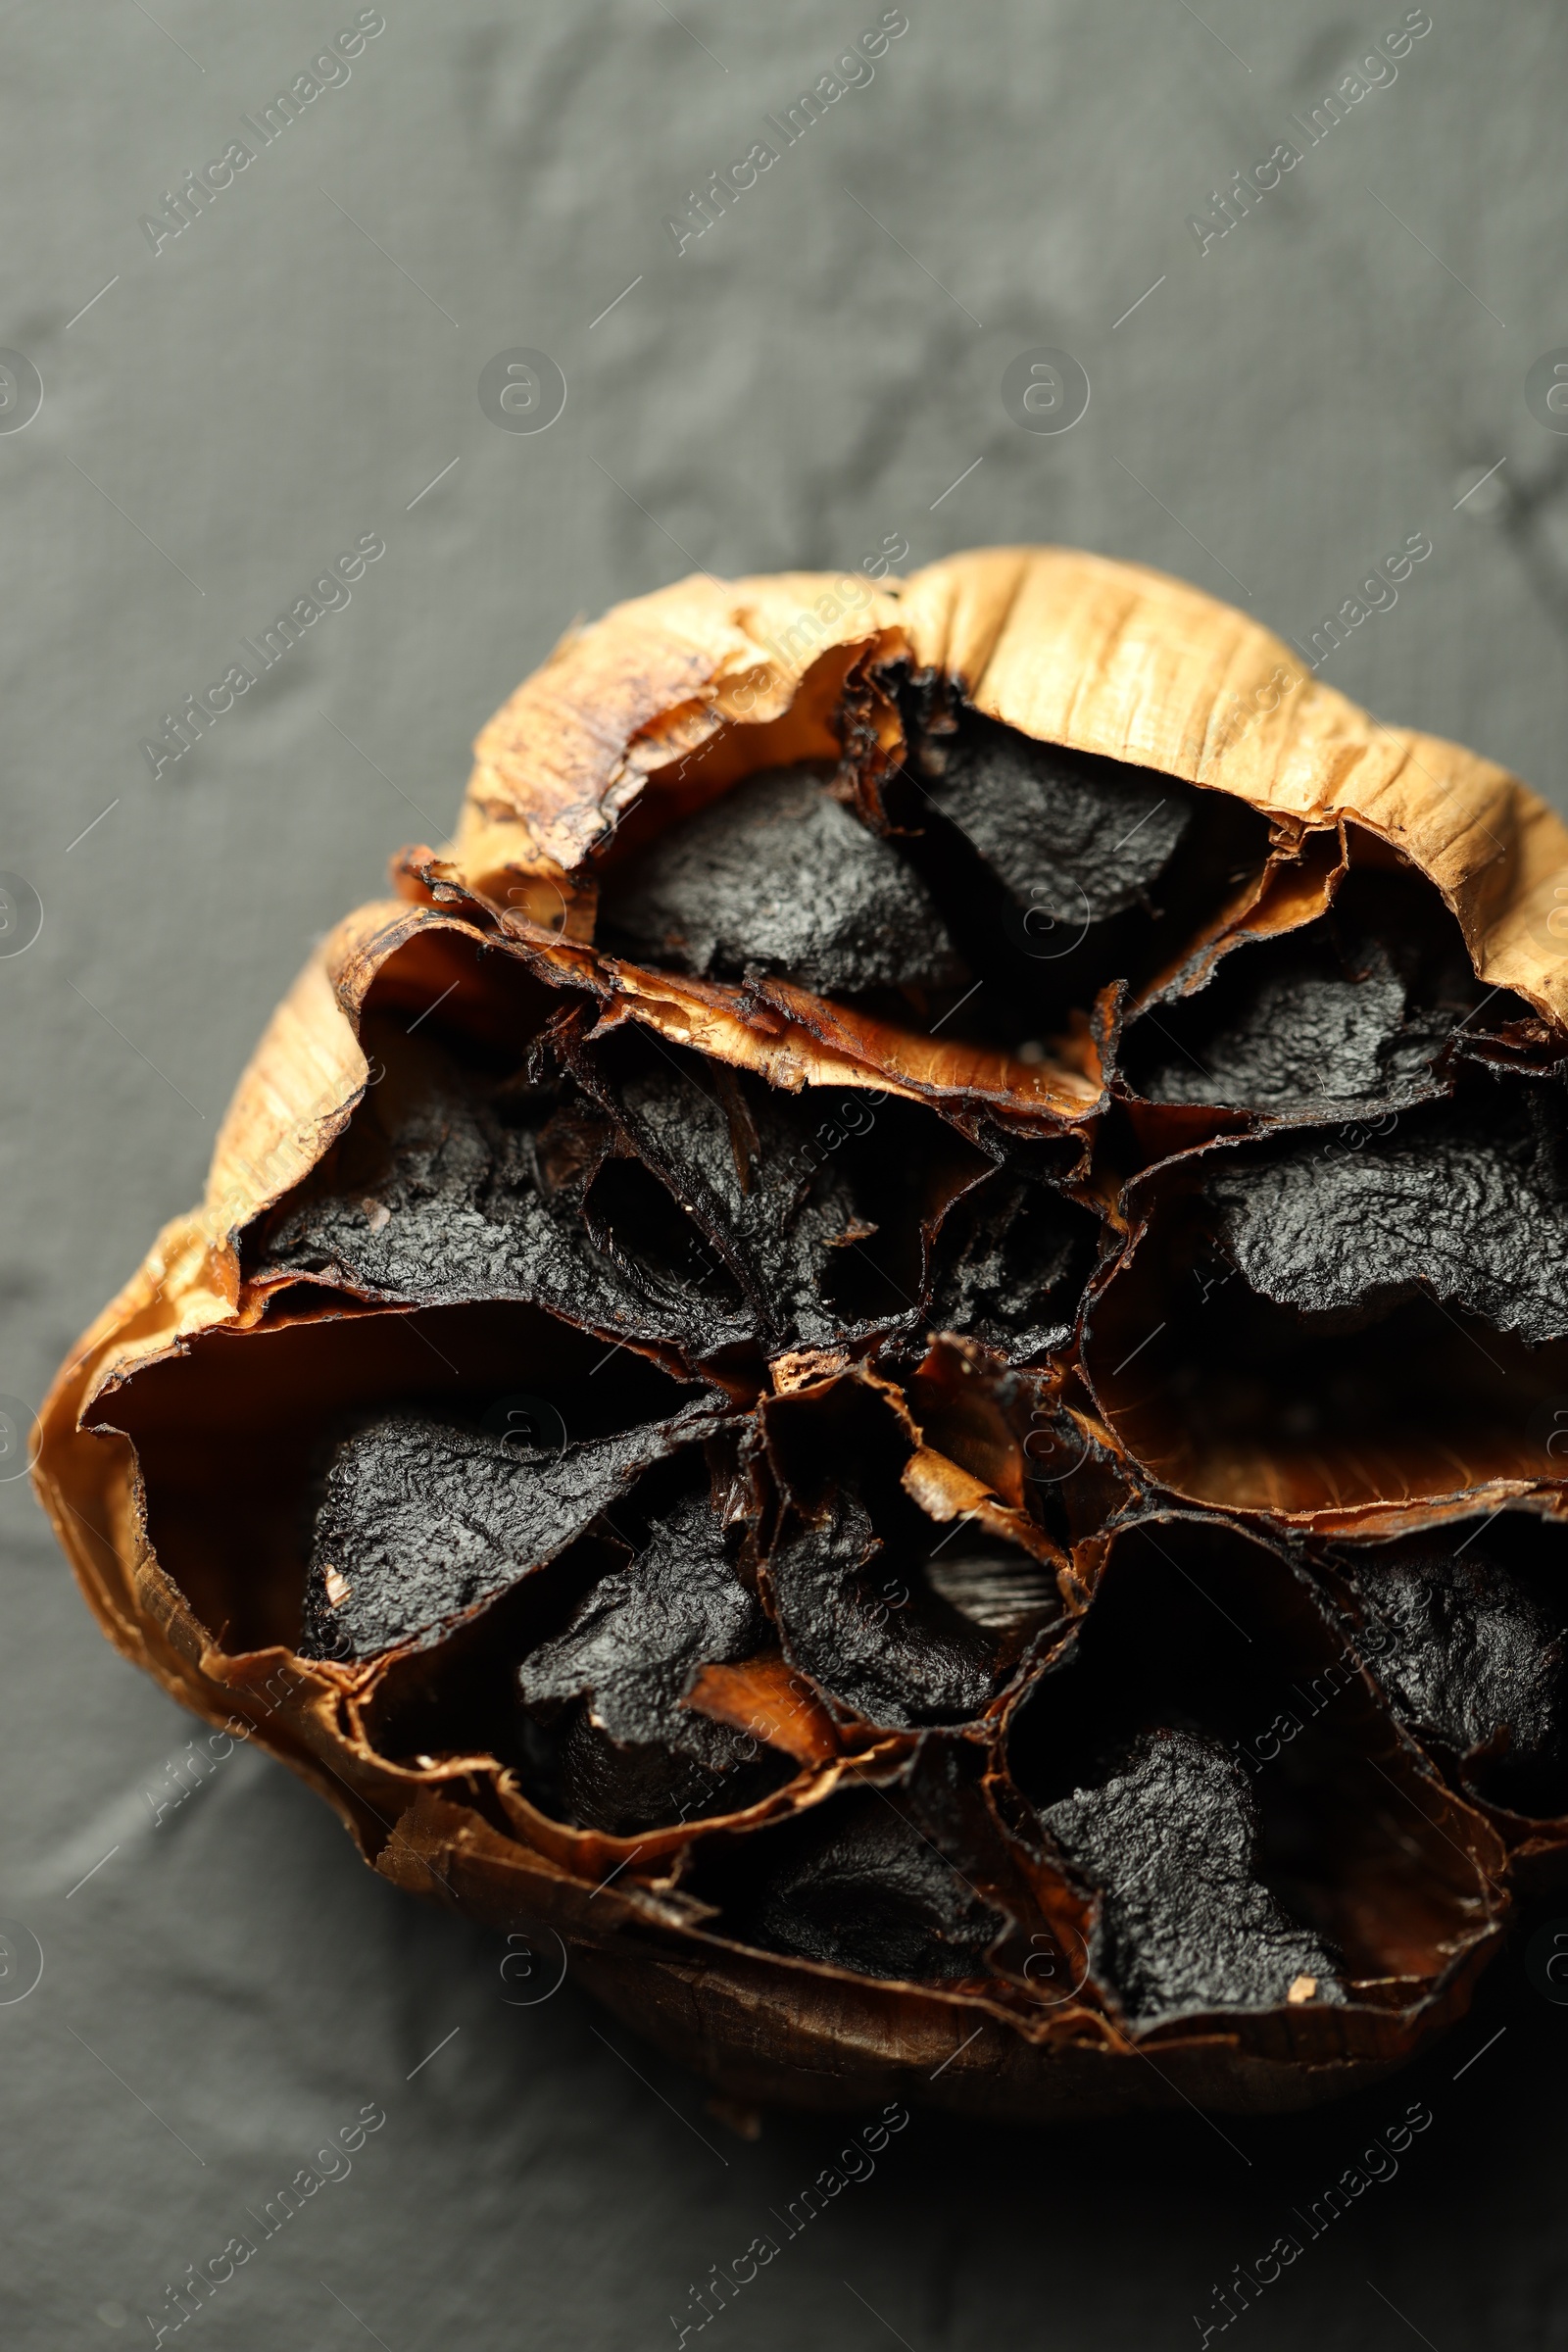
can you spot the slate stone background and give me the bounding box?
[4,2,1567,2344]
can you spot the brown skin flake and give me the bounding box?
[36,548,1568,2120]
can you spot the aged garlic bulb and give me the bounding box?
[38,549,1568,2119]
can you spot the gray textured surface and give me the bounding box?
[3,3,1566,2344]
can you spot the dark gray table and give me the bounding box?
[4,3,1565,2342]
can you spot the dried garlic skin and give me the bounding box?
[38,547,1568,2121]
